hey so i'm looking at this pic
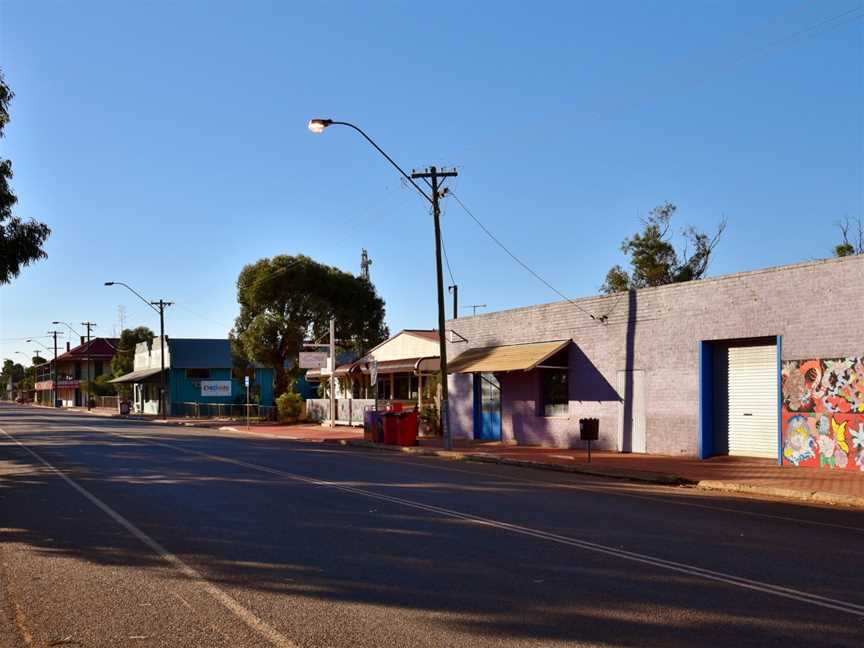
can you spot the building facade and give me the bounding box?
[445,256,863,471]
[33,338,118,407]
[306,329,440,425]
[111,337,275,416]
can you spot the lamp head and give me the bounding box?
[307,118,332,134]
[104,281,114,286]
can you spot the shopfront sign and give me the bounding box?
[201,380,231,397]
[299,352,328,369]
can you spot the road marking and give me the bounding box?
[99,429,864,617]
[0,427,299,648]
[326,448,864,534]
[63,408,864,535]
[10,408,864,534]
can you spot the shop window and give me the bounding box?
[376,376,390,398]
[186,368,211,379]
[540,369,569,417]
[394,374,410,400]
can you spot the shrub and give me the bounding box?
[276,392,304,422]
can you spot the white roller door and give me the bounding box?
[727,344,778,458]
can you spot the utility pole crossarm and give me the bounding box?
[410,165,459,450]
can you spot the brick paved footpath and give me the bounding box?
[57,406,864,508]
[222,423,864,507]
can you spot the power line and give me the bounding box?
[440,227,457,285]
[447,190,603,322]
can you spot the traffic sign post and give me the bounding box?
[245,375,250,430]
[370,358,378,412]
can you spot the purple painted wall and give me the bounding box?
[446,256,864,453]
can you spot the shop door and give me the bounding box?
[133,383,143,414]
[617,370,646,453]
[727,343,777,458]
[474,373,501,441]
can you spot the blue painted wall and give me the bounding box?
[167,367,274,415]
[698,341,715,460]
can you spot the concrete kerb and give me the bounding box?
[33,406,864,509]
[328,439,689,486]
[329,440,864,508]
[696,480,864,509]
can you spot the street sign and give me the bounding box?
[299,351,328,369]
[244,375,250,387]
[370,358,378,386]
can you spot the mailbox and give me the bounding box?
[579,418,599,441]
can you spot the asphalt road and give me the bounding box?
[1,404,862,647]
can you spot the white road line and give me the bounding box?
[330,448,864,535]
[0,427,299,648]
[70,411,864,535]
[102,430,864,617]
[10,411,864,533]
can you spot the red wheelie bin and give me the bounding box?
[395,410,418,446]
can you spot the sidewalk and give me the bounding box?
[247,426,864,509]
[38,405,864,509]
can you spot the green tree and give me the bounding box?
[0,69,51,284]
[16,358,44,394]
[1,359,25,386]
[232,254,388,397]
[834,216,862,257]
[112,327,156,378]
[601,203,726,294]
[85,374,117,397]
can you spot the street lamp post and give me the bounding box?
[105,282,173,417]
[308,118,457,449]
[52,320,86,408]
[30,333,63,407]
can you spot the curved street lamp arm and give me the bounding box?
[52,321,82,337]
[329,121,433,205]
[107,282,161,314]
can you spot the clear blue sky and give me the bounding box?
[1,0,862,363]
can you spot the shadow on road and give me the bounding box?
[1,407,862,647]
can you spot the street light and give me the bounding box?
[52,320,97,409]
[28,333,62,407]
[307,119,331,134]
[105,281,173,417]
[52,321,82,338]
[308,118,456,449]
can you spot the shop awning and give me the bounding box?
[109,367,164,383]
[447,340,570,374]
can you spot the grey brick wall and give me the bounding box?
[445,256,864,454]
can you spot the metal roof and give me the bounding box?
[109,367,164,383]
[447,340,570,374]
[54,338,119,363]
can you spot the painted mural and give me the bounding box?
[781,356,864,471]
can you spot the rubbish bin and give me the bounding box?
[364,409,381,442]
[382,411,400,445]
[396,410,419,447]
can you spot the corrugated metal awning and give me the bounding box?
[109,367,164,383]
[447,340,570,374]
